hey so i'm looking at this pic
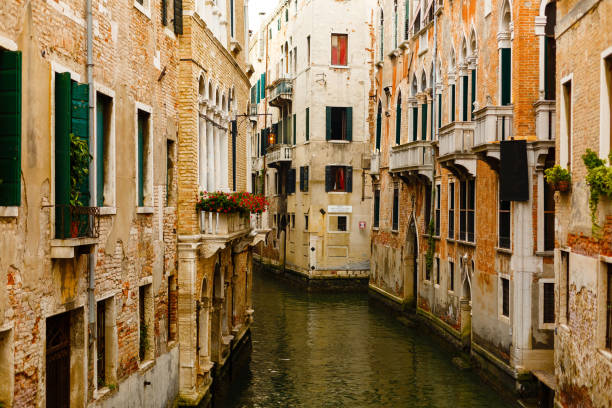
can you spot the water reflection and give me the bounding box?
[220,271,515,408]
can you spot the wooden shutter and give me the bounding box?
[174,0,183,34]
[471,69,476,117]
[0,50,21,206]
[462,75,468,121]
[304,166,309,192]
[231,120,237,191]
[292,114,296,145]
[346,107,353,141]
[376,104,382,149]
[325,166,332,192]
[395,96,401,145]
[72,81,90,206]
[501,48,511,106]
[421,103,427,140]
[346,166,353,193]
[288,168,296,194]
[260,73,266,99]
[256,79,261,104]
[325,107,332,140]
[305,107,309,141]
[55,73,72,237]
[451,84,456,122]
[438,94,442,129]
[161,0,167,25]
[299,167,304,191]
[412,107,418,142]
[96,94,105,207]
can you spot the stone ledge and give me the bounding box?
[0,206,18,217]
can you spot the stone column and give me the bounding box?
[198,115,207,191]
[206,112,215,191]
[534,16,547,100]
[214,118,222,191]
[220,121,229,191]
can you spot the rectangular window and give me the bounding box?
[412,106,418,142]
[544,176,555,251]
[331,34,348,66]
[96,93,113,207]
[462,75,469,121]
[459,180,475,242]
[287,168,296,194]
[425,259,431,282]
[543,282,555,324]
[435,184,441,236]
[166,140,175,206]
[307,35,311,66]
[449,260,455,292]
[139,284,153,362]
[291,214,296,229]
[168,275,177,342]
[421,103,428,140]
[448,182,455,239]
[96,299,106,386]
[326,107,353,141]
[292,113,296,145]
[501,277,510,317]
[300,166,309,192]
[137,109,151,207]
[336,215,347,232]
[436,258,440,285]
[392,188,399,231]
[325,166,352,192]
[230,0,235,37]
[305,107,310,141]
[425,184,432,231]
[471,69,476,118]
[562,80,572,169]
[606,264,612,349]
[438,94,442,130]
[0,49,22,206]
[450,84,456,122]
[606,56,612,156]
[374,189,380,228]
[499,199,511,249]
[501,48,512,106]
[330,215,349,232]
[304,214,309,230]
[562,250,570,323]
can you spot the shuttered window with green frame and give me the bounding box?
[501,48,511,106]
[137,111,149,207]
[395,94,402,145]
[450,84,456,122]
[421,103,427,140]
[375,103,382,149]
[292,113,296,145]
[412,106,418,142]
[0,50,22,206]
[305,107,310,141]
[462,75,468,121]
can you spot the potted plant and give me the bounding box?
[69,133,92,237]
[544,165,571,192]
[582,149,612,234]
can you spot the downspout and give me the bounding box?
[87,0,97,337]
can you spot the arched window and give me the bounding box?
[376,102,382,150]
[411,75,418,141]
[396,92,402,145]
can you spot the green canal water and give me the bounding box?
[218,271,516,408]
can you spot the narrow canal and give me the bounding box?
[218,271,516,408]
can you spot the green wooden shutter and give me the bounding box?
[304,166,309,192]
[346,166,353,193]
[395,97,401,145]
[471,69,476,117]
[376,104,382,149]
[292,113,296,145]
[71,81,90,206]
[431,100,434,140]
[325,107,332,140]
[438,94,442,129]
[55,73,72,237]
[0,50,22,206]
[451,84,456,122]
[325,166,332,192]
[260,73,266,100]
[96,94,105,207]
[421,103,427,140]
[501,48,511,106]
[174,0,183,34]
[305,107,309,141]
[346,107,353,142]
[161,0,168,25]
[462,76,468,121]
[137,113,145,207]
[412,107,418,141]
[299,167,304,191]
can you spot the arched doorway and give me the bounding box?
[211,261,223,363]
[460,258,473,350]
[404,218,418,309]
[198,277,210,369]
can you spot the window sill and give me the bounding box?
[457,240,476,247]
[446,237,455,243]
[327,140,350,144]
[498,315,511,324]
[434,283,440,289]
[99,206,117,216]
[329,65,349,69]
[164,27,176,40]
[495,247,513,255]
[598,349,612,365]
[372,227,380,231]
[424,280,432,286]
[327,191,349,195]
[448,289,455,295]
[137,206,154,214]
[0,206,18,218]
[539,323,555,331]
[391,229,399,234]
[536,250,554,257]
[138,359,155,373]
[133,1,151,19]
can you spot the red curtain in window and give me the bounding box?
[338,35,347,66]
[331,35,347,66]
[333,167,345,191]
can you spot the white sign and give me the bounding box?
[328,205,352,213]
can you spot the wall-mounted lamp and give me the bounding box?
[319,208,326,215]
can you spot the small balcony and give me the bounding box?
[51,205,100,258]
[438,121,477,177]
[251,156,264,172]
[200,211,250,237]
[265,144,293,168]
[268,78,293,108]
[472,105,513,166]
[370,151,380,176]
[535,100,555,142]
[248,103,258,119]
[390,141,433,181]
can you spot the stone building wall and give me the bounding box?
[554,0,612,406]
[0,0,180,406]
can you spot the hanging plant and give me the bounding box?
[70,133,92,207]
[544,165,571,192]
[582,149,612,234]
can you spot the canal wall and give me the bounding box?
[254,257,369,291]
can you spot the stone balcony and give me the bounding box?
[251,156,264,172]
[534,100,555,142]
[472,106,513,166]
[268,78,293,108]
[389,140,434,181]
[438,121,477,177]
[265,144,293,168]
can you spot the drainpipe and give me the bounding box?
[86,0,97,337]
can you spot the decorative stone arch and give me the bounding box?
[469,26,478,58]
[535,0,556,99]
[411,73,418,96]
[460,35,469,65]
[208,80,214,101]
[214,87,220,109]
[403,212,419,307]
[499,0,513,35]
[420,68,427,92]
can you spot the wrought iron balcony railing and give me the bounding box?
[54,205,100,240]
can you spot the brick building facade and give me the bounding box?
[369,0,557,399]
[553,0,612,406]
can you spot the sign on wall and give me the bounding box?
[328,205,352,213]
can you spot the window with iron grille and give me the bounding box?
[543,282,555,324]
[499,199,511,249]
